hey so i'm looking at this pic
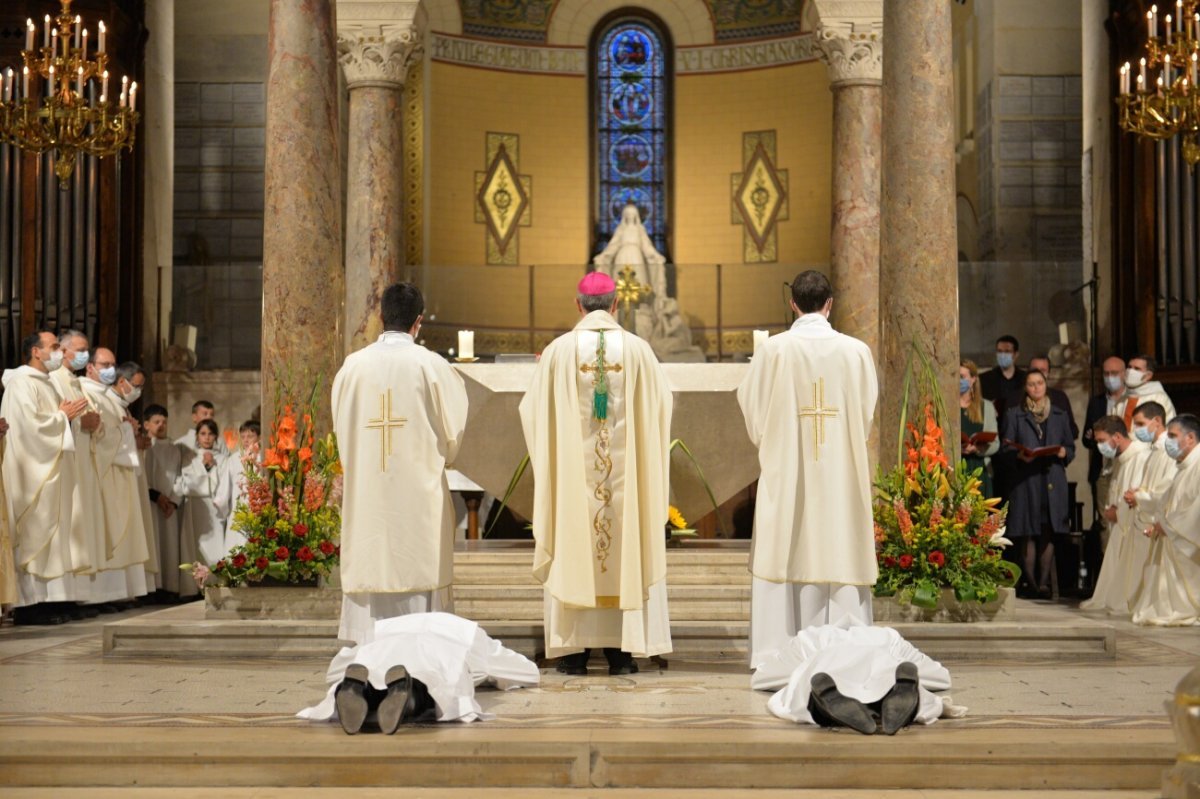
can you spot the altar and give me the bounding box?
[450,362,759,530]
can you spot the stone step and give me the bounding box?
[455,550,749,566]
[459,601,750,623]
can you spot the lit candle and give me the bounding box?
[119,74,127,107]
[1166,15,1172,44]
[82,29,88,59]
[458,331,475,359]
[43,15,50,48]
[1165,54,1172,86]
[51,28,57,57]
[1137,73,1145,93]
[74,15,80,49]
[129,81,137,112]
[1157,75,1164,95]
[98,21,106,54]
[26,19,34,51]
[1141,57,1148,86]
[3,69,11,102]
[1193,52,1198,86]
[753,330,769,354]
[22,66,29,98]
[76,66,83,94]
[1176,1,1183,31]
[101,70,108,102]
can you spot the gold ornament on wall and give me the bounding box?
[731,130,789,263]
[475,132,532,265]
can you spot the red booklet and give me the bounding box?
[961,431,998,448]
[1004,439,1062,459]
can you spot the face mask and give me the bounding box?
[996,352,1014,370]
[1097,441,1117,459]
[43,350,63,372]
[1125,368,1147,388]
[1164,436,1183,460]
[1133,425,1155,444]
[959,377,971,395]
[70,350,89,371]
[1103,375,1123,393]
[122,386,142,405]
[98,366,117,385]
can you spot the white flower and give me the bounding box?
[989,526,1013,548]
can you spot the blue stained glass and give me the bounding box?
[596,20,668,257]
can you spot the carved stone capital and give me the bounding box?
[814,21,883,87]
[338,31,422,89]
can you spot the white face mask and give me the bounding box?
[98,366,117,385]
[1097,440,1117,460]
[120,385,142,406]
[1125,368,1147,388]
[43,350,63,372]
[1132,425,1155,444]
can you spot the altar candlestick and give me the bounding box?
[753,330,769,354]
[458,331,475,359]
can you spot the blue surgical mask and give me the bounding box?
[1164,436,1183,460]
[996,352,1014,369]
[1097,441,1117,459]
[959,377,971,395]
[70,350,89,371]
[98,366,117,385]
[1103,375,1123,393]
[1133,425,1155,444]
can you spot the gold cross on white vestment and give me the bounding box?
[798,378,839,462]
[365,389,407,472]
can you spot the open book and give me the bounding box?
[961,431,998,449]
[1004,439,1062,459]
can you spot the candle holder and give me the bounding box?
[453,356,480,363]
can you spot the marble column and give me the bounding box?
[262,0,344,429]
[879,0,960,463]
[339,32,420,355]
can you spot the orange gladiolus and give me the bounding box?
[263,447,289,470]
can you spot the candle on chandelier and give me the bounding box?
[22,67,29,98]
[82,29,88,60]
[1157,74,1164,95]
[51,28,58,58]
[98,21,106,54]
[1151,4,1159,36]
[74,16,81,50]
[1141,57,1148,86]
[76,66,83,95]
[1165,54,1173,85]
[101,70,108,103]
[1137,73,1146,93]
[25,19,34,51]
[1166,15,1173,44]
[119,75,128,107]
[43,15,50,48]
[1193,52,1198,86]
[1120,62,1129,94]
[129,81,137,112]
[1176,1,1184,31]
[3,69,11,103]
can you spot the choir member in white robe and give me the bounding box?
[752,623,960,731]
[1080,416,1153,614]
[176,419,229,568]
[738,271,879,668]
[174,400,229,456]
[519,273,673,675]
[1131,414,1200,626]
[79,355,152,603]
[1,332,92,620]
[298,612,539,732]
[212,421,261,554]
[332,282,468,645]
[0,417,16,608]
[1125,355,1177,422]
[143,405,188,596]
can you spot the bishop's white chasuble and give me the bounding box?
[1131,445,1200,626]
[332,331,468,644]
[738,313,879,666]
[1081,440,1153,614]
[519,311,672,658]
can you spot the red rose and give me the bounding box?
[249,537,261,545]
[274,546,290,561]
[255,557,270,570]
[898,554,913,569]
[215,560,227,570]
[319,540,335,555]
[232,553,247,568]
[293,523,309,536]
[883,556,897,568]
[297,546,314,562]
[266,528,278,540]
[969,537,980,546]
[928,550,946,568]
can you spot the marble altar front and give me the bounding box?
[452,362,757,527]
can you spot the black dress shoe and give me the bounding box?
[809,672,877,735]
[880,662,921,735]
[377,665,413,735]
[13,605,69,626]
[334,664,371,735]
[556,650,590,675]
[604,648,639,676]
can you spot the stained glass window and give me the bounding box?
[594,18,670,258]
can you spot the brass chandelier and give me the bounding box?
[1117,1,1200,165]
[0,0,139,186]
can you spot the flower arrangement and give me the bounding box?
[873,400,1020,609]
[209,382,342,587]
[667,505,689,530]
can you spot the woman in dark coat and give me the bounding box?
[1000,370,1075,598]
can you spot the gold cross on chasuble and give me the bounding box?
[365,389,407,472]
[798,378,840,461]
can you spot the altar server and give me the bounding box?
[1,332,91,622]
[176,419,228,569]
[212,420,261,553]
[175,400,229,456]
[144,405,185,595]
[1131,414,1200,626]
[738,270,879,667]
[332,282,468,644]
[519,272,673,675]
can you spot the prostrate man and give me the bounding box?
[213,421,261,553]
[1131,414,1200,626]
[519,272,673,675]
[1,332,91,624]
[175,400,229,456]
[738,270,878,667]
[1080,417,1152,615]
[1125,355,1176,422]
[143,405,185,596]
[332,282,468,644]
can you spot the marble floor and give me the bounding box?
[0,599,1194,796]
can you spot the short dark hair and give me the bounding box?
[579,291,617,313]
[192,400,214,413]
[116,361,145,382]
[790,270,832,313]
[1168,413,1200,439]
[143,404,168,421]
[1092,415,1128,437]
[1133,401,1167,422]
[239,420,261,437]
[381,282,424,331]
[21,331,50,362]
[996,335,1020,351]
[1131,353,1158,373]
[196,419,219,437]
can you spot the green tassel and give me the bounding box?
[593,388,608,421]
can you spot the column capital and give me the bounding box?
[814,21,883,87]
[338,29,422,89]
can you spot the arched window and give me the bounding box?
[592,15,671,258]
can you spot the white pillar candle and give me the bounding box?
[753,329,769,354]
[101,70,108,103]
[81,29,87,59]
[76,66,83,94]
[458,331,475,359]
[1151,5,1158,37]
[43,15,50,48]
[25,19,34,51]
[98,21,105,54]
[1141,57,1148,87]
[129,81,137,112]
[74,16,80,49]
[22,66,29,98]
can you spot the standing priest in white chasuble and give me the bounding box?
[738,270,879,668]
[519,272,673,676]
[332,283,468,645]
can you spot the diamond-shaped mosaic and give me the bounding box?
[477,143,528,254]
[734,142,786,252]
